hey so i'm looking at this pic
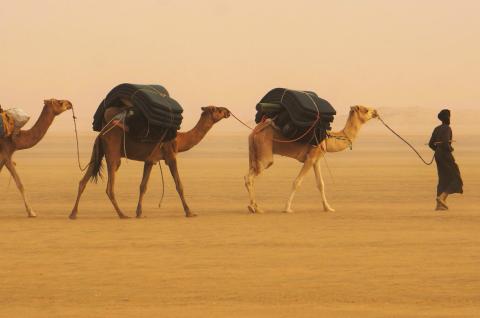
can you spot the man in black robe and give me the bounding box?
[429,109,463,210]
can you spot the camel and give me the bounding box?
[245,105,378,214]
[0,99,73,217]
[69,106,230,219]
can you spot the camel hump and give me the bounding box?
[251,119,274,135]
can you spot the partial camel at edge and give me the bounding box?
[0,99,73,217]
[245,105,378,214]
[69,106,230,219]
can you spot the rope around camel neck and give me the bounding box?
[377,116,435,165]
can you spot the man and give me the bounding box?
[429,109,463,211]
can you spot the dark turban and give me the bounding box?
[438,109,450,125]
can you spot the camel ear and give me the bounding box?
[201,106,215,112]
[350,105,359,112]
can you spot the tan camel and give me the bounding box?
[69,106,230,219]
[0,99,73,217]
[245,105,378,214]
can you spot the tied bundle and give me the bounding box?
[92,83,183,142]
[255,88,336,145]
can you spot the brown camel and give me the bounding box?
[245,105,378,214]
[0,99,73,217]
[69,106,230,219]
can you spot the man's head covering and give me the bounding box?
[438,109,450,125]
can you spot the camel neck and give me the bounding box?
[13,105,56,150]
[326,111,363,152]
[176,113,214,152]
[341,111,362,141]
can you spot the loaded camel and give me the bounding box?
[245,105,378,214]
[69,106,230,219]
[0,99,73,217]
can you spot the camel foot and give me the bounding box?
[28,212,37,218]
[248,204,264,214]
[185,211,197,218]
[324,206,336,212]
[69,214,77,220]
[118,214,131,219]
[136,214,146,219]
[283,208,294,214]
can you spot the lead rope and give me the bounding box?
[72,106,125,172]
[71,106,90,171]
[377,116,435,165]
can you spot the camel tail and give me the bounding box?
[90,137,105,183]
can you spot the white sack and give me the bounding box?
[5,108,30,131]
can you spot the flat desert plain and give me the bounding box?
[0,132,479,318]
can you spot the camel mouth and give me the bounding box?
[372,110,379,118]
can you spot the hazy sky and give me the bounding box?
[1,0,479,132]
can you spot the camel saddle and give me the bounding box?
[92,83,183,142]
[255,88,336,145]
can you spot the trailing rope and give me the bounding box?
[377,115,435,166]
[158,161,165,208]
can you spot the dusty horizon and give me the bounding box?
[1,0,479,133]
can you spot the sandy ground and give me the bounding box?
[0,132,479,317]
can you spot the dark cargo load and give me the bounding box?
[92,83,183,142]
[255,88,336,145]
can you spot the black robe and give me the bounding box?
[429,124,463,196]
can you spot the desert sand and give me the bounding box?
[0,131,479,317]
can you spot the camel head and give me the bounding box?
[44,99,73,115]
[201,106,231,123]
[350,105,378,123]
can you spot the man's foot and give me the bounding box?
[436,197,449,210]
[435,204,448,211]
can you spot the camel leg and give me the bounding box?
[165,158,195,217]
[136,162,153,218]
[69,164,94,219]
[284,159,315,213]
[4,160,36,217]
[313,160,335,212]
[0,159,4,173]
[105,155,129,219]
[244,168,264,214]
